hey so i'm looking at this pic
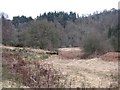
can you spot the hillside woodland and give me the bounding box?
[1,8,120,55]
[1,9,119,88]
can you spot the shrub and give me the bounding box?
[81,30,113,55]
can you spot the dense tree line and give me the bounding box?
[2,9,120,54]
[37,11,76,28]
[12,16,33,27]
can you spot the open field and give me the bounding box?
[45,55,118,88]
[1,46,119,88]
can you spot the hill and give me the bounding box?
[1,9,119,54]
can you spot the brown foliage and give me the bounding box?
[100,52,120,61]
[2,50,63,88]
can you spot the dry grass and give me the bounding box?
[100,52,120,61]
[45,55,118,88]
[2,49,64,88]
[58,47,84,59]
[1,46,119,88]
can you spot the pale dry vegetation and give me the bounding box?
[1,9,119,88]
[45,55,118,88]
[2,46,119,88]
[2,48,63,88]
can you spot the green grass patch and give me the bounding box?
[23,52,49,60]
[39,53,49,59]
